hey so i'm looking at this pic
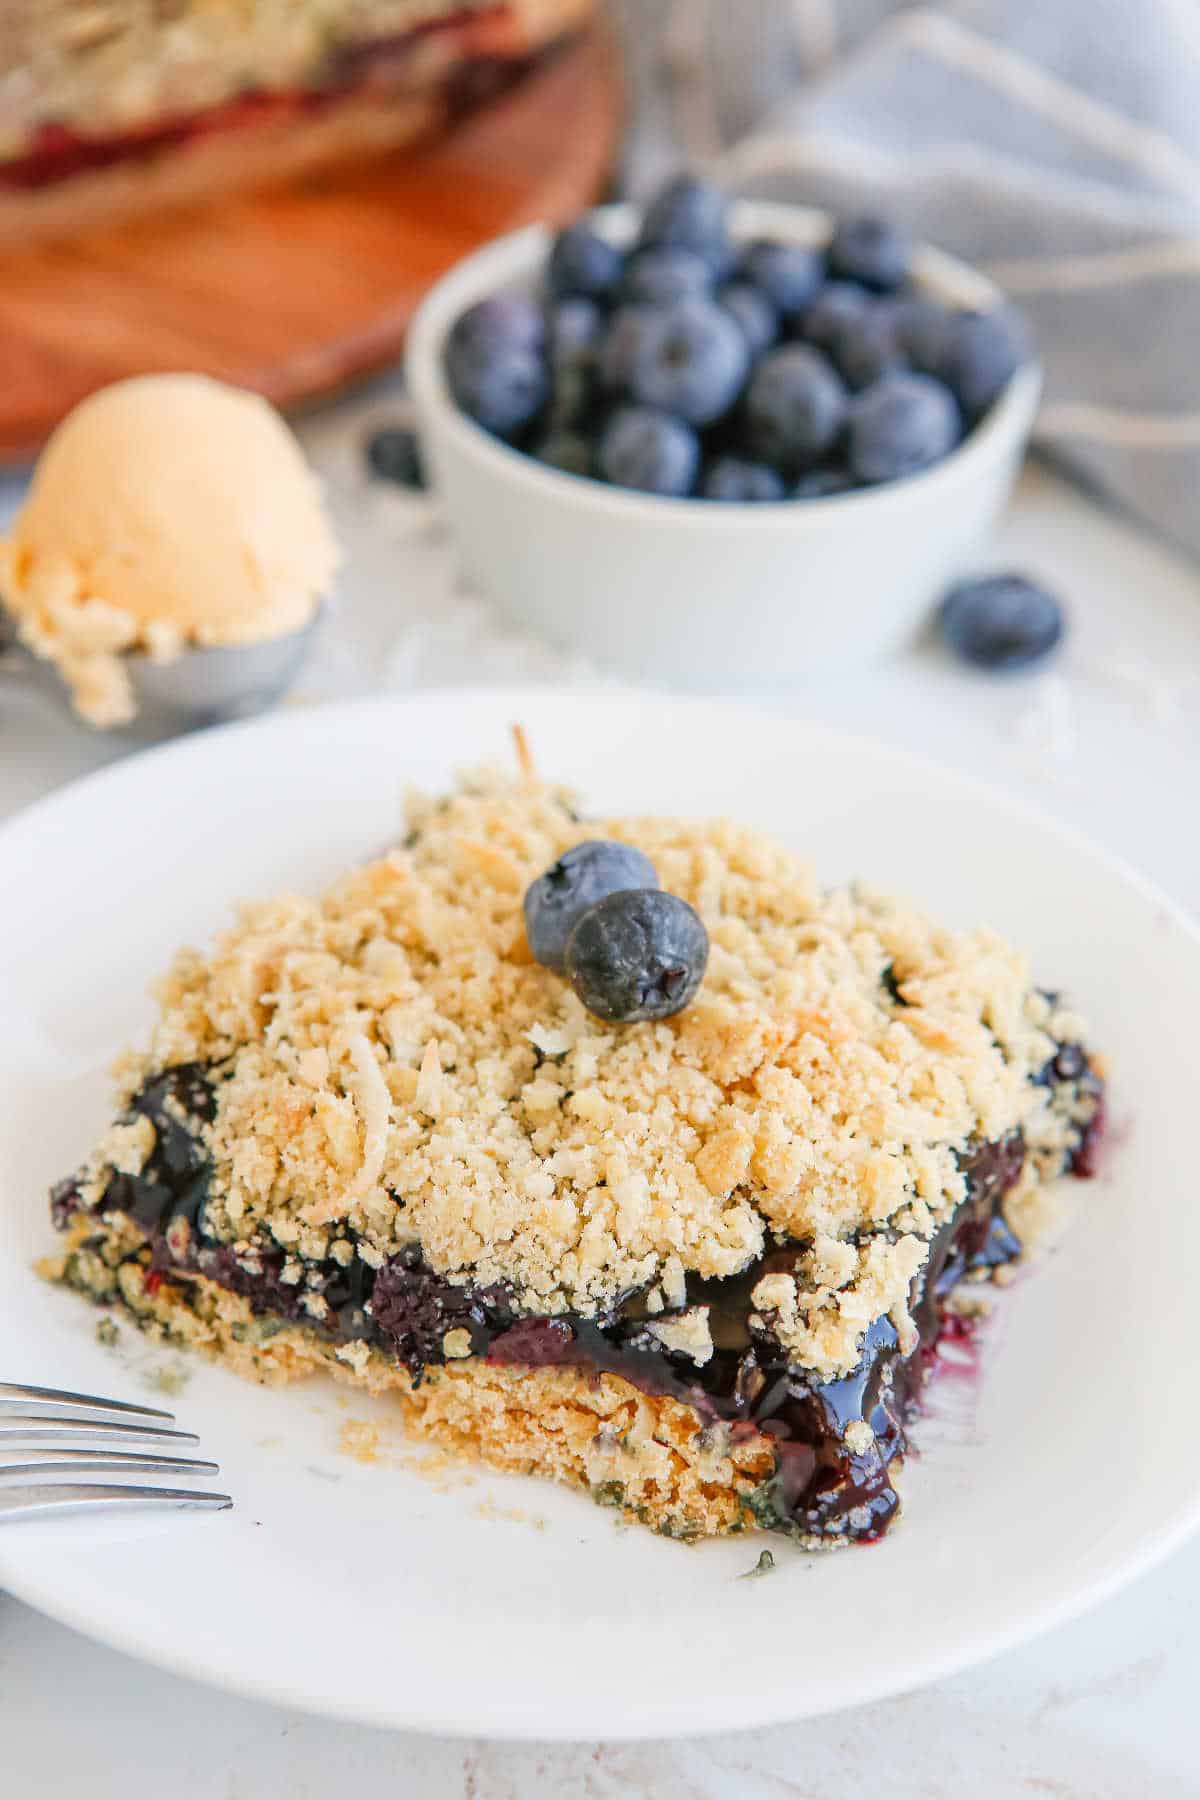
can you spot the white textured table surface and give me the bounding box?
[2,386,1199,1795]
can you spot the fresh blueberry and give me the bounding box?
[622,246,713,306]
[448,292,546,358]
[846,372,960,482]
[446,346,548,441]
[717,281,779,358]
[831,309,905,390]
[598,304,658,393]
[1052,1043,1087,1081]
[626,299,750,426]
[741,345,847,472]
[828,216,912,292]
[639,173,730,256]
[939,573,1065,671]
[884,294,954,375]
[524,840,660,970]
[548,220,624,302]
[446,336,549,439]
[792,465,856,499]
[737,239,824,323]
[550,296,602,360]
[445,293,551,437]
[365,425,426,489]
[534,432,593,478]
[701,456,786,502]
[544,356,596,433]
[597,406,700,496]
[701,241,739,284]
[800,281,872,353]
[564,889,709,1023]
[939,307,1028,419]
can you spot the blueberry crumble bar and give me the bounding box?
[45,768,1104,1546]
[1,1,594,244]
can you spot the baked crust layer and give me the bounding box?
[45,1217,773,1540]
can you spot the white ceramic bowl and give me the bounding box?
[407,202,1042,689]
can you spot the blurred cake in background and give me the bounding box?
[0,0,595,243]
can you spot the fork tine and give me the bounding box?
[0,1484,232,1521]
[0,1451,220,1480]
[0,1417,199,1446]
[0,1382,174,1422]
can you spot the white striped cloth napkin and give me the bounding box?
[618,0,1200,561]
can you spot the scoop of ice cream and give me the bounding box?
[0,373,339,726]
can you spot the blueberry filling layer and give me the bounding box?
[53,1054,1102,1543]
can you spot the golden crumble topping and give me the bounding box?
[88,768,1087,1381]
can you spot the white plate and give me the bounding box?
[1,689,1197,1741]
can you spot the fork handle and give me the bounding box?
[0,1484,232,1520]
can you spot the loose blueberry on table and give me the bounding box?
[443,170,1030,501]
[940,572,1065,671]
[364,425,427,490]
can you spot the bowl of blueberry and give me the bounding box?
[406,173,1041,688]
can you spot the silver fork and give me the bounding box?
[0,1381,232,1521]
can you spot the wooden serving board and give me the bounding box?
[0,28,622,464]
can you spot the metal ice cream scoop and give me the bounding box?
[122,609,324,734]
[0,604,323,737]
